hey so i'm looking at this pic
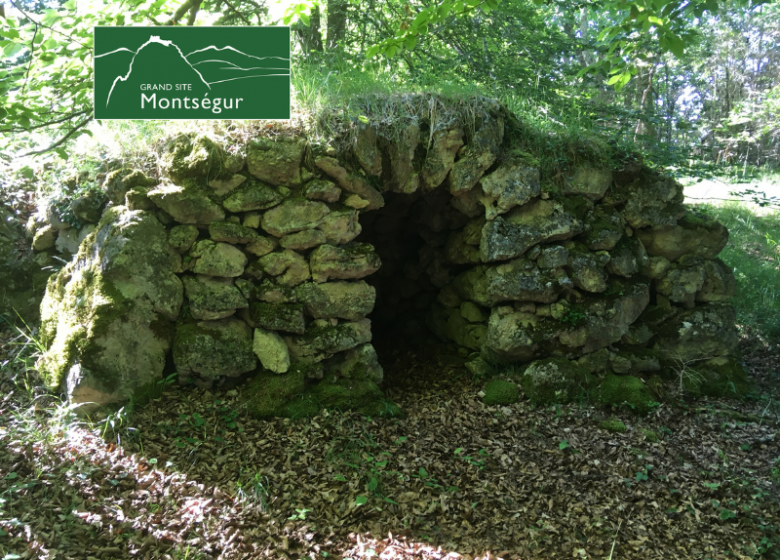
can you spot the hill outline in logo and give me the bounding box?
[96,35,291,108]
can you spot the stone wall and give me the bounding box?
[32,96,749,416]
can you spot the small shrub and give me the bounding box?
[599,418,627,433]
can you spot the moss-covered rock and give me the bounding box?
[243,369,306,418]
[168,225,199,253]
[562,167,612,200]
[309,243,381,283]
[448,109,503,196]
[190,240,247,277]
[686,356,753,398]
[420,124,463,190]
[521,357,594,405]
[261,200,331,237]
[246,136,305,187]
[323,343,383,383]
[32,225,56,251]
[453,259,563,307]
[311,377,400,417]
[37,207,182,412]
[697,259,736,303]
[315,156,385,211]
[478,162,540,220]
[296,281,376,321]
[222,179,287,213]
[160,134,230,183]
[252,327,291,373]
[583,206,625,251]
[207,174,246,197]
[653,303,739,363]
[173,318,256,382]
[280,229,327,250]
[656,255,706,304]
[69,191,106,224]
[480,198,586,262]
[182,275,248,320]
[258,249,310,287]
[636,211,729,262]
[104,169,156,205]
[285,319,372,363]
[597,374,657,414]
[147,182,225,226]
[246,301,306,334]
[303,179,341,202]
[482,379,519,405]
[599,418,627,433]
[209,221,261,244]
[317,208,362,245]
[566,243,609,293]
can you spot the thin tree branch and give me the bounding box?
[221,0,252,25]
[20,117,93,157]
[8,0,89,48]
[0,110,90,133]
[167,0,192,25]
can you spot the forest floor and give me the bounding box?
[1,330,779,560]
[682,176,780,215]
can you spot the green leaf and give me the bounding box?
[664,32,685,57]
[3,42,24,58]
[404,34,418,50]
[367,477,378,492]
[4,473,18,480]
[720,509,736,521]
[334,474,346,482]
[355,495,368,506]
[365,45,380,59]
[418,467,428,478]
[558,440,570,450]
[299,12,310,26]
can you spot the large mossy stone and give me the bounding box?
[69,191,106,224]
[173,318,256,381]
[182,275,248,320]
[453,259,563,307]
[697,259,736,302]
[222,179,287,213]
[159,134,230,183]
[258,249,310,287]
[323,343,384,383]
[253,327,291,373]
[209,221,261,244]
[261,200,330,237]
[104,169,156,205]
[246,136,305,187]
[37,207,183,413]
[480,198,587,262]
[168,225,199,253]
[636,212,729,262]
[420,125,463,190]
[521,358,594,406]
[561,167,612,200]
[686,356,753,398]
[653,303,739,363]
[189,240,247,277]
[246,301,306,334]
[597,374,656,414]
[309,244,381,283]
[317,208,362,245]
[448,111,504,196]
[478,163,540,220]
[295,281,376,321]
[148,183,225,225]
[607,169,685,229]
[353,122,383,177]
[315,156,385,211]
[284,319,372,363]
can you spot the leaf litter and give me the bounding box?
[0,329,778,560]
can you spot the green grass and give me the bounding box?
[694,203,780,342]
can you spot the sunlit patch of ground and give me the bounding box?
[1,326,779,560]
[683,176,780,215]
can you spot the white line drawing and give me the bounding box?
[99,35,290,107]
[105,36,211,107]
[95,47,136,58]
[185,45,290,62]
[208,74,290,85]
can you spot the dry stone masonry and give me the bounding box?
[32,96,750,416]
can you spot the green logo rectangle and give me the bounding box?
[94,26,290,120]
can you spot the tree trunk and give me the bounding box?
[294,4,323,55]
[326,0,348,50]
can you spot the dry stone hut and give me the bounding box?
[32,95,749,416]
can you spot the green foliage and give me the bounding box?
[599,418,627,433]
[482,379,519,406]
[697,204,780,342]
